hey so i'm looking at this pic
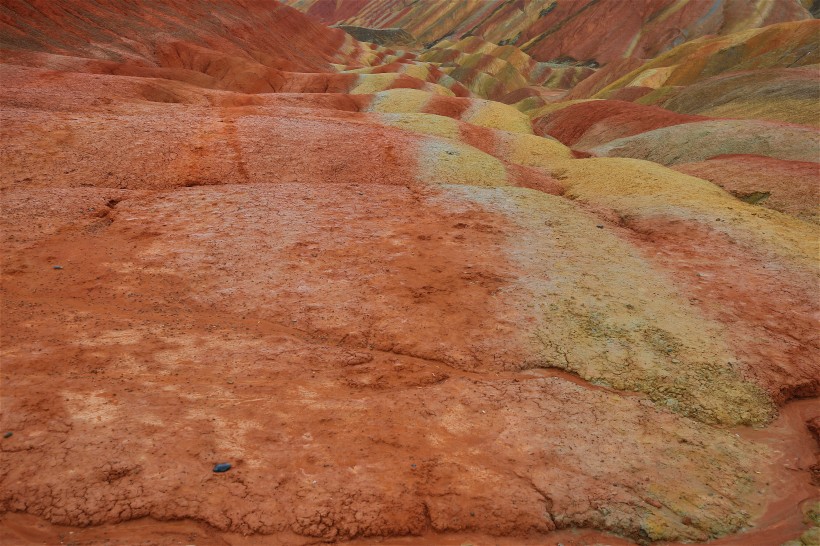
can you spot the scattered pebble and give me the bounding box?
[596,225,604,229]
[3,432,12,438]
[213,463,232,473]
[53,265,63,270]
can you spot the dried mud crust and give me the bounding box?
[541,157,819,410]
[0,3,818,541]
[0,183,784,543]
[618,216,820,405]
[449,186,777,427]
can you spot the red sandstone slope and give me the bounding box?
[0,0,348,70]
[674,155,820,224]
[284,0,812,65]
[0,0,447,95]
[0,1,818,545]
[532,100,708,148]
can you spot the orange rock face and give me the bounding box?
[1,1,818,545]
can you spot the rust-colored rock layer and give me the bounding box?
[1,1,817,545]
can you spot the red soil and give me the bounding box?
[673,155,820,223]
[0,1,350,72]
[533,100,706,148]
[619,216,819,404]
[0,0,446,97]
[2,183,736,543]
[719,399,820,546]
[1,1,817,544]
[456,122,500,157]
[607,86,654,102]
[423,95,472,119]
[0,395,815,546]
[0,183,529,536]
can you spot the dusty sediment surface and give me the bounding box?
[2,180,817,542]
[0,183,772,540]
[0,398,816,545]
[1,1,819,544]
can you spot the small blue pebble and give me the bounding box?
[213,463,231,473]
[3,432,12,439]
[411,464,416,468]
[53,265,63,270]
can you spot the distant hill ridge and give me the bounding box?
[284,0,813,66]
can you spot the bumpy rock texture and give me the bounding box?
[1,1,818,545]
